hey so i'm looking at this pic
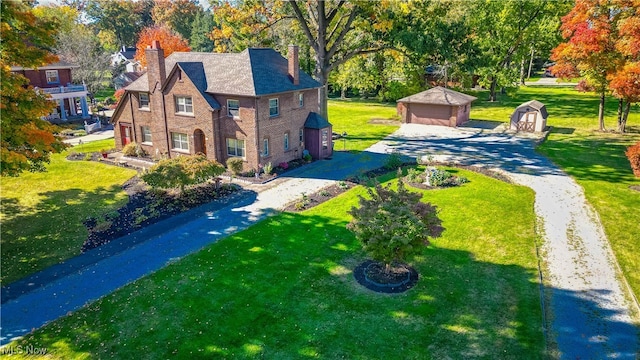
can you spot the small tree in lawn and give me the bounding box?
[142,154,224,192]
[347,177,443,275]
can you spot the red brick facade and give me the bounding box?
[114,48,321,171]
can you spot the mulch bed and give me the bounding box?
[353,260,419,293]
[282,181,356,212]
[81,177,242,252]
[222,158,311,184]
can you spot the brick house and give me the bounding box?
[10,61,91,121]
[112,42,332,171]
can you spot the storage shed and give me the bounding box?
[397,87,477,127]
[304,112,333,160]
[510,100,548,132]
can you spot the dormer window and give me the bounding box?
[139,92,150,109]
[46,70,59,84]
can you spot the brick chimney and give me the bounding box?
[146,40,166,92]
[288,44,299,86]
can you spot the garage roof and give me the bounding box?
[397,86,477,106]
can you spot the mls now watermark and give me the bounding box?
[0,344,48,355]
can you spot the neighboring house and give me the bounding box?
[111,46,142,73]
[397,87,477,127]
[112,42,332,171]
[113,71,144,90]
[10,61,91,120]
[510,100,548,132]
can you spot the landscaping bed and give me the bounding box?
[81,177,242,251]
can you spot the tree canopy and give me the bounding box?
[1,1,67,176]
[135,25,191,68]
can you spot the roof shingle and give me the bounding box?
[397,86,477,106]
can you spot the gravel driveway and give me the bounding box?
[367,123,639,358]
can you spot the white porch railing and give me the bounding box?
[39,84,87,94]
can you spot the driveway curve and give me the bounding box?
[367,123,639,358]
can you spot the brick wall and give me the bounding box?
[16,69,72,88]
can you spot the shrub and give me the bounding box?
[347,178,443,269]
[626,141,640,177]
[279,161,289,170]
[226,157,244,175]
[122,142,146,157]
[142,154,225,192]
[84,153,93,161]
[428,169,452,186]
[263,162,273,175]
[406,168,423,183]
[384,150,404,170]
[303,153,312,162]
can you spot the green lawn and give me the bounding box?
[1,139,135,285]
[470,86,640,300]
[328,98,399,151]
[10,169,544,358]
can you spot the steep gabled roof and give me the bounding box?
[516,100,548,119]
[397,86,477,106]
[124,48,321,97]
[170,62,221,110]
[10,61,78,71]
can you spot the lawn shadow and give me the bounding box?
[10,211,637,358]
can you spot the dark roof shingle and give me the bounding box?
[397,86,477,106]
[304,112,331,129]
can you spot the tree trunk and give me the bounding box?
[598,91,606,131]
[617,98,623,127]
[489,77,498,102]
[527,47,535,79]
[619,101,630,133]
[340,87,346,99]
[520,57,526,85]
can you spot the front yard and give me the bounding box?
[9,169,545,358]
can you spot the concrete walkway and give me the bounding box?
[525,77,577,87]
[0,151,386,345]
[63,128,114,146]
[368,124,639,359]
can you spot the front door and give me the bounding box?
[194,129,206,155]
[120,125,132,145]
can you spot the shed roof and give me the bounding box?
[516,100,548,119]
[397,86,477,106]
[125,48,321,97]
[304,112,331,129]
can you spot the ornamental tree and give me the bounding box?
[135,25,191,67]
[141,154,224,192]
[1,1,68,176]
[347,178,443,272]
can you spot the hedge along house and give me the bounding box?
[510,100,548,132]
[112,41,330,171]
[397,86,477,127]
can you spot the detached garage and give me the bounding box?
[397,87,477,127]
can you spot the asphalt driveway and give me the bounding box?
[368,123,639,359]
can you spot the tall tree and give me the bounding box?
[190,10,215,52]
[1,1,67,176]
[134,25,191,67]
[152,0,203,41]
[86,0,150,47]
[551,0,624,131]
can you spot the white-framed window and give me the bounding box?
[299,128,304,144]
[139,93,150,108]
[227,99,239,118]
[226,138,245,157]
[263,138,269,156]
[46,70,59,84]
[269,98,279,117]
[171,132,189,150]
[141,126,152,143]
[284,132,289,151]
[322,130,328,150]
[298,92,304,108]
[175,96,193,114]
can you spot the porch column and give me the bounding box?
[59,99,67,120]
[69,97,77,116]
[80,96,89,119]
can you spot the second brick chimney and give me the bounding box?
[146,40,166,92]
[288,44,299,86]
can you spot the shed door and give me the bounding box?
[517,112,537,132]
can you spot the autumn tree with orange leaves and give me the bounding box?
[0,1,68,176]
[134,25,191,68]
[551,0,639,132]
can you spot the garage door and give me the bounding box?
[410,104,452,126]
